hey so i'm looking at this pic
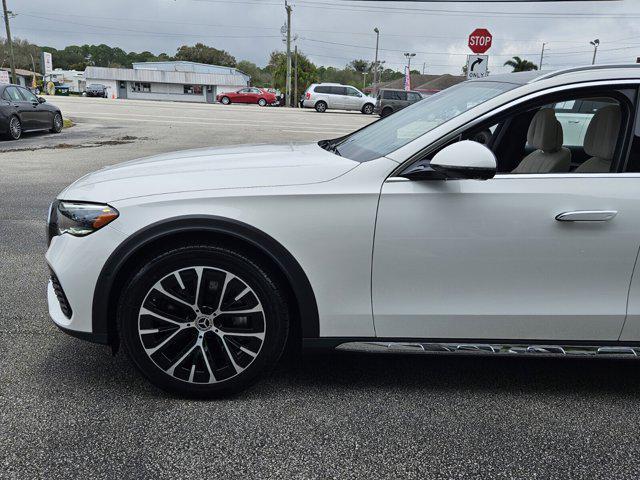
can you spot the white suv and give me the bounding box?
[303,83,376,114]
[47,65,640,398]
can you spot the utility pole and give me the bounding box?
[2,0,16,85]
[590,39,600,65]
[294,44,298,108]
[539,42,546,70]
[285,1,292,107]
[362,72,367,89]
[373,27,379,87]
[404,52,416,72]
[422,62,426,74]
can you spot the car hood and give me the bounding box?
[59,143,358,203]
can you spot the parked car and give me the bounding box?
[302,83,376,113]
[86,84,107,98]
[216,87,277,107]
[47,65,640,398]
[374,88,424,117]
[0,84,63,140]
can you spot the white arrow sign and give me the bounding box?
[466,54,488,79]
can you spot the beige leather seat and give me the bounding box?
[512,108,571,174]
[574,104,621,173]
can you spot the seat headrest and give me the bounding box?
[527,108,563,153]
[584,104,621,161]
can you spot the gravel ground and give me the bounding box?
[1,97,639,479]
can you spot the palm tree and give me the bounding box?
[503,56,538,72]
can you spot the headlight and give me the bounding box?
[48,200,119,243]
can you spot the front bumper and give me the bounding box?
[46,224,126,344]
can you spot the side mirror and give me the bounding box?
[429,140,496,180]
[38,97,46,103]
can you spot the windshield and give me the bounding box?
[333,81,518,162]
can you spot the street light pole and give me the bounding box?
[362,72,367,89]
[404,52,416,72]
[373,27,379,87]
[590,39,600,65]
[2,0,16,85]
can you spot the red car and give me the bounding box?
[216,87,277,106]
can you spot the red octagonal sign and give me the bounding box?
[468,28,492,54]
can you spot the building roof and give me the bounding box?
[132,61,250,81]
[414,74,466,91]
[84,66,248,86]
[0,67,42,77]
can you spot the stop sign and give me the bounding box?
[468,28,492,54]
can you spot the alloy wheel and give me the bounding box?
[9,117,21,139]
[53,114,63,132]
[137,266,266,384]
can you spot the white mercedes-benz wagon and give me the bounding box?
[47,65,640,396]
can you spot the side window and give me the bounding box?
[331,86,347,96]
[346,87,361,97]
[407,92,422,102]
[315,86,330,94]
[19,88,38,102]
[4,86,22,102]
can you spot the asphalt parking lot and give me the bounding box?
[2,96,640,479]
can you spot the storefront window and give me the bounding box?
[184,85,203,95]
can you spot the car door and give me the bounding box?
[372,86,640,342]
[329,86,347,110]
[18,87,49,129]
[4,86,36,130]
[234,88,250,103]
[345,86,363,111]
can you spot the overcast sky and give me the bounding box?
[9,0,640,75]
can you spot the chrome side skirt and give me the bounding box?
[336,342,640,357]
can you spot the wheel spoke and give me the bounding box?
[221,337,245,374]
[222,330,265,341]
[166,343,198,376]
[155,285,195,311]
[193,266,203,309]
[217,272,234,311]
[200,344,217,383]
[140,307,185,326]
[220,307,262,315]
[144,325,185,355]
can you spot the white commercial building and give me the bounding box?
[84,61,250,103]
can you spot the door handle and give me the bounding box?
[567,120,581,124]
[555,210,617,222]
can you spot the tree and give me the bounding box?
[349,59,370,73]
[267,50,317,95]
[236,60,272,86]
[503,56,538,72]
[175,43,236,67]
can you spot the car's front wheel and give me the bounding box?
[50,113,63,133]
[117,244,290,398]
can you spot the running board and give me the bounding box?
[335,342,640,357]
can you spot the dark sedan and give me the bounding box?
[0,84,63,140]
[86,84,107,98]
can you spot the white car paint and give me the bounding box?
[47,65,640,351]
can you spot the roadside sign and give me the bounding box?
[0,70,9,84]
[468,28,492,54]
[41,51,53,75]
[466,55,488,79]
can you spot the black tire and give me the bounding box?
[6,115,21,140]
[315,101,327,113]
[50,112,63,133]
[362,103,374,115]
[220,96,231,105]
[381,107,393,118]
[258,98,267,107]
[117,244,289,398]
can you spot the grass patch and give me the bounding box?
[63,118,74,129]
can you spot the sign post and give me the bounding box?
[467,28,492,79]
